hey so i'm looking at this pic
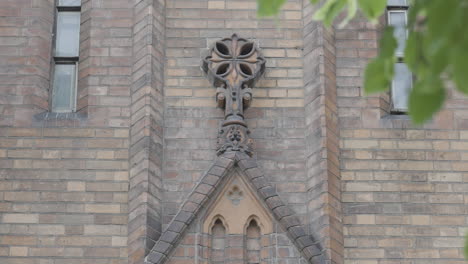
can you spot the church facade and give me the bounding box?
[0,0,467,264]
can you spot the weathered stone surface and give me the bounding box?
[265,196,284,210]
[258,186,277,200]
[146,252,166,264]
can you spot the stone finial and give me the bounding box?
[202,34,266,156]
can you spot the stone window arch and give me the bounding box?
[245,216,262,264]
[202,174,273,235]
[202,172,274,263]
[210,216,227,264]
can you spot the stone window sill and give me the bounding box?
[33,111,88,127]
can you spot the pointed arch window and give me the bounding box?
[202,176,274,263]
[245,219,261,264]
[211,218,226,264]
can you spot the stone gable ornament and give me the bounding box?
[202,34,266,156]
[148,38,322,262]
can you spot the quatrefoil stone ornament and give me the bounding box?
[202,34,266,156]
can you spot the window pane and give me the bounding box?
[58,0,81,6]
[392,63,412,111]
[388,11,407,56]
[55,12,80,57]
[52,64,76,112]
[387,0,407,7]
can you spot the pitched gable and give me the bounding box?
[145,151,325,264]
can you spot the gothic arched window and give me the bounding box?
[245,219,261,264]
[211,218,226,264]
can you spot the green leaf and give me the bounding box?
[357,0,386,20]
[465,233,468,260]
[364,27,397,94]
[408,79,446,125]
[406,0,422,28]
[313,0,338,23]
[324,0,347,26]
[338,0,358,28]
[380,27,397,58]
[257,0,286,17]
[426,37,449,75]
[364,59,391,94]
[426,0,458,38]
[452,45,468,94]
[404,32,420,73]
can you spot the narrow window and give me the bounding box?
[211,219,226,264]
[245,219,261,264]
[387,0,412,113]
[52,0,81,112]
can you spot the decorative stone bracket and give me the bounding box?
[202,34,266,156]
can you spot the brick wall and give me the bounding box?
[161,0,322,262]
[0,0,54,126]
[162,0,306,226]
[0,128,130,264]
[2,0,468,263]
[337,13,468,264]
[0,0,132,263]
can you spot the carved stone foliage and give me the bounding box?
[216,124,253,156]
[202,34,265,156]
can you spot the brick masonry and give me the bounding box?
[0,0,54,126]
[0,0,467,264]
[0,0,132,264]
[337,12,468,264]
[302,2,342,263]
[161,0,307,232]
[128,0,166,263]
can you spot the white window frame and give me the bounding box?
[387,1,412,113]
[387,0,408,8]
[51,1,81,113]
[387,10,408,58]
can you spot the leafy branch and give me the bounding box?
[257,0,468,124]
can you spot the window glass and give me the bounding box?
[387,0,407,6]
[55,12,80,57]
[52,64,76,112]
[58,0,81,6]
[388,11,407,56]
[392,63,412,111]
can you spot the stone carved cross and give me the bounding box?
[203,34,265,156]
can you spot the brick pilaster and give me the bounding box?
[302,1,343,263]
[129,0,166,263]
